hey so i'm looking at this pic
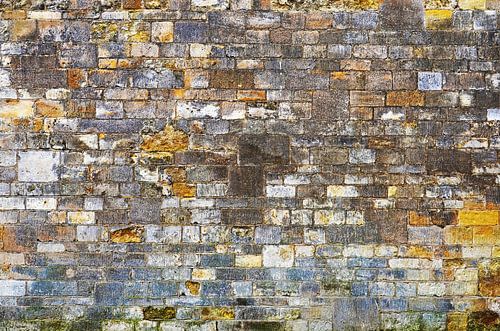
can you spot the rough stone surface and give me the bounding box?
[0,0,498,329]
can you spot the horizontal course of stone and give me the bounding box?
[0,0,499,330]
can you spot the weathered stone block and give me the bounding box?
[238,135,289,165]
[174,22,208,43]
[18,151,60,182]
[312,90,349,120]
[263,245,294,267]
[228,166,263,197]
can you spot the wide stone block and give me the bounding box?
[0,280,26,296]
[18,151,60,182]
[174,22,208,43]
[238,135,289,165]
[27,281,77,296]
[458,210,498,226]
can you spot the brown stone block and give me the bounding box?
[221,209,263,225]
[365,210,408,244]
[1,226,36,252]
[37,226,75,242]
[386,91,424,106]
[312,90,349,120]
[380,0,424,30]
[67,69,86,89]
[331,71,365,90]
[479,261,500,296]
[238,135,289,165]
[305,13,333,29]
[228,166,264,197]
[426,149,471,174]
[311,147,348,165]
[350,91,385,107]
[209,70,254,89]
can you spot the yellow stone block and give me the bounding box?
[201,307,235,320]
[192,268,215,280]
[235,254,262,268]
[459,0,486,9]
[425,10,453,30]
[67,211,95,224]
[473,226,500,245]
[458,210,499,226]
[387,186,397,198]
[444,226,473,245]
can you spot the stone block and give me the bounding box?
[418,72,443,91]
[0,280,26,296]
[174,22,208,43]
[312,90,349,120]
[238,135,289,165]
[263,245,294,267]
[18,151,60,182]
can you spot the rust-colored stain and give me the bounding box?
[141,125,189,152]
[110,225,144,243]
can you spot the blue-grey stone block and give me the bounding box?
[418,72,443,91]
[27,281,77,296]
[94,282,124,306]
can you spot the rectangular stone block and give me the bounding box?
[0,280,26,296]
[458,210,499,226]
[418,72,443,91]
[350,91,385,107]
[18,151,60,183]
[312,90,349,120]
[386,91,424,106]
[263,245,294,267]
[238,135,289,165]
[209,70,254,89]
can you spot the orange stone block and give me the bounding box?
[123,0,142,9]
[386,91,425,106]
[473,226,500,245]
[67,69,86,89]
[35,100,65,118]
[110,225,144,243]
[237,90,266,101]
[409,211,431,226]
[141,125,189,152]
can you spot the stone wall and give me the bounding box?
[0,0,499,329]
